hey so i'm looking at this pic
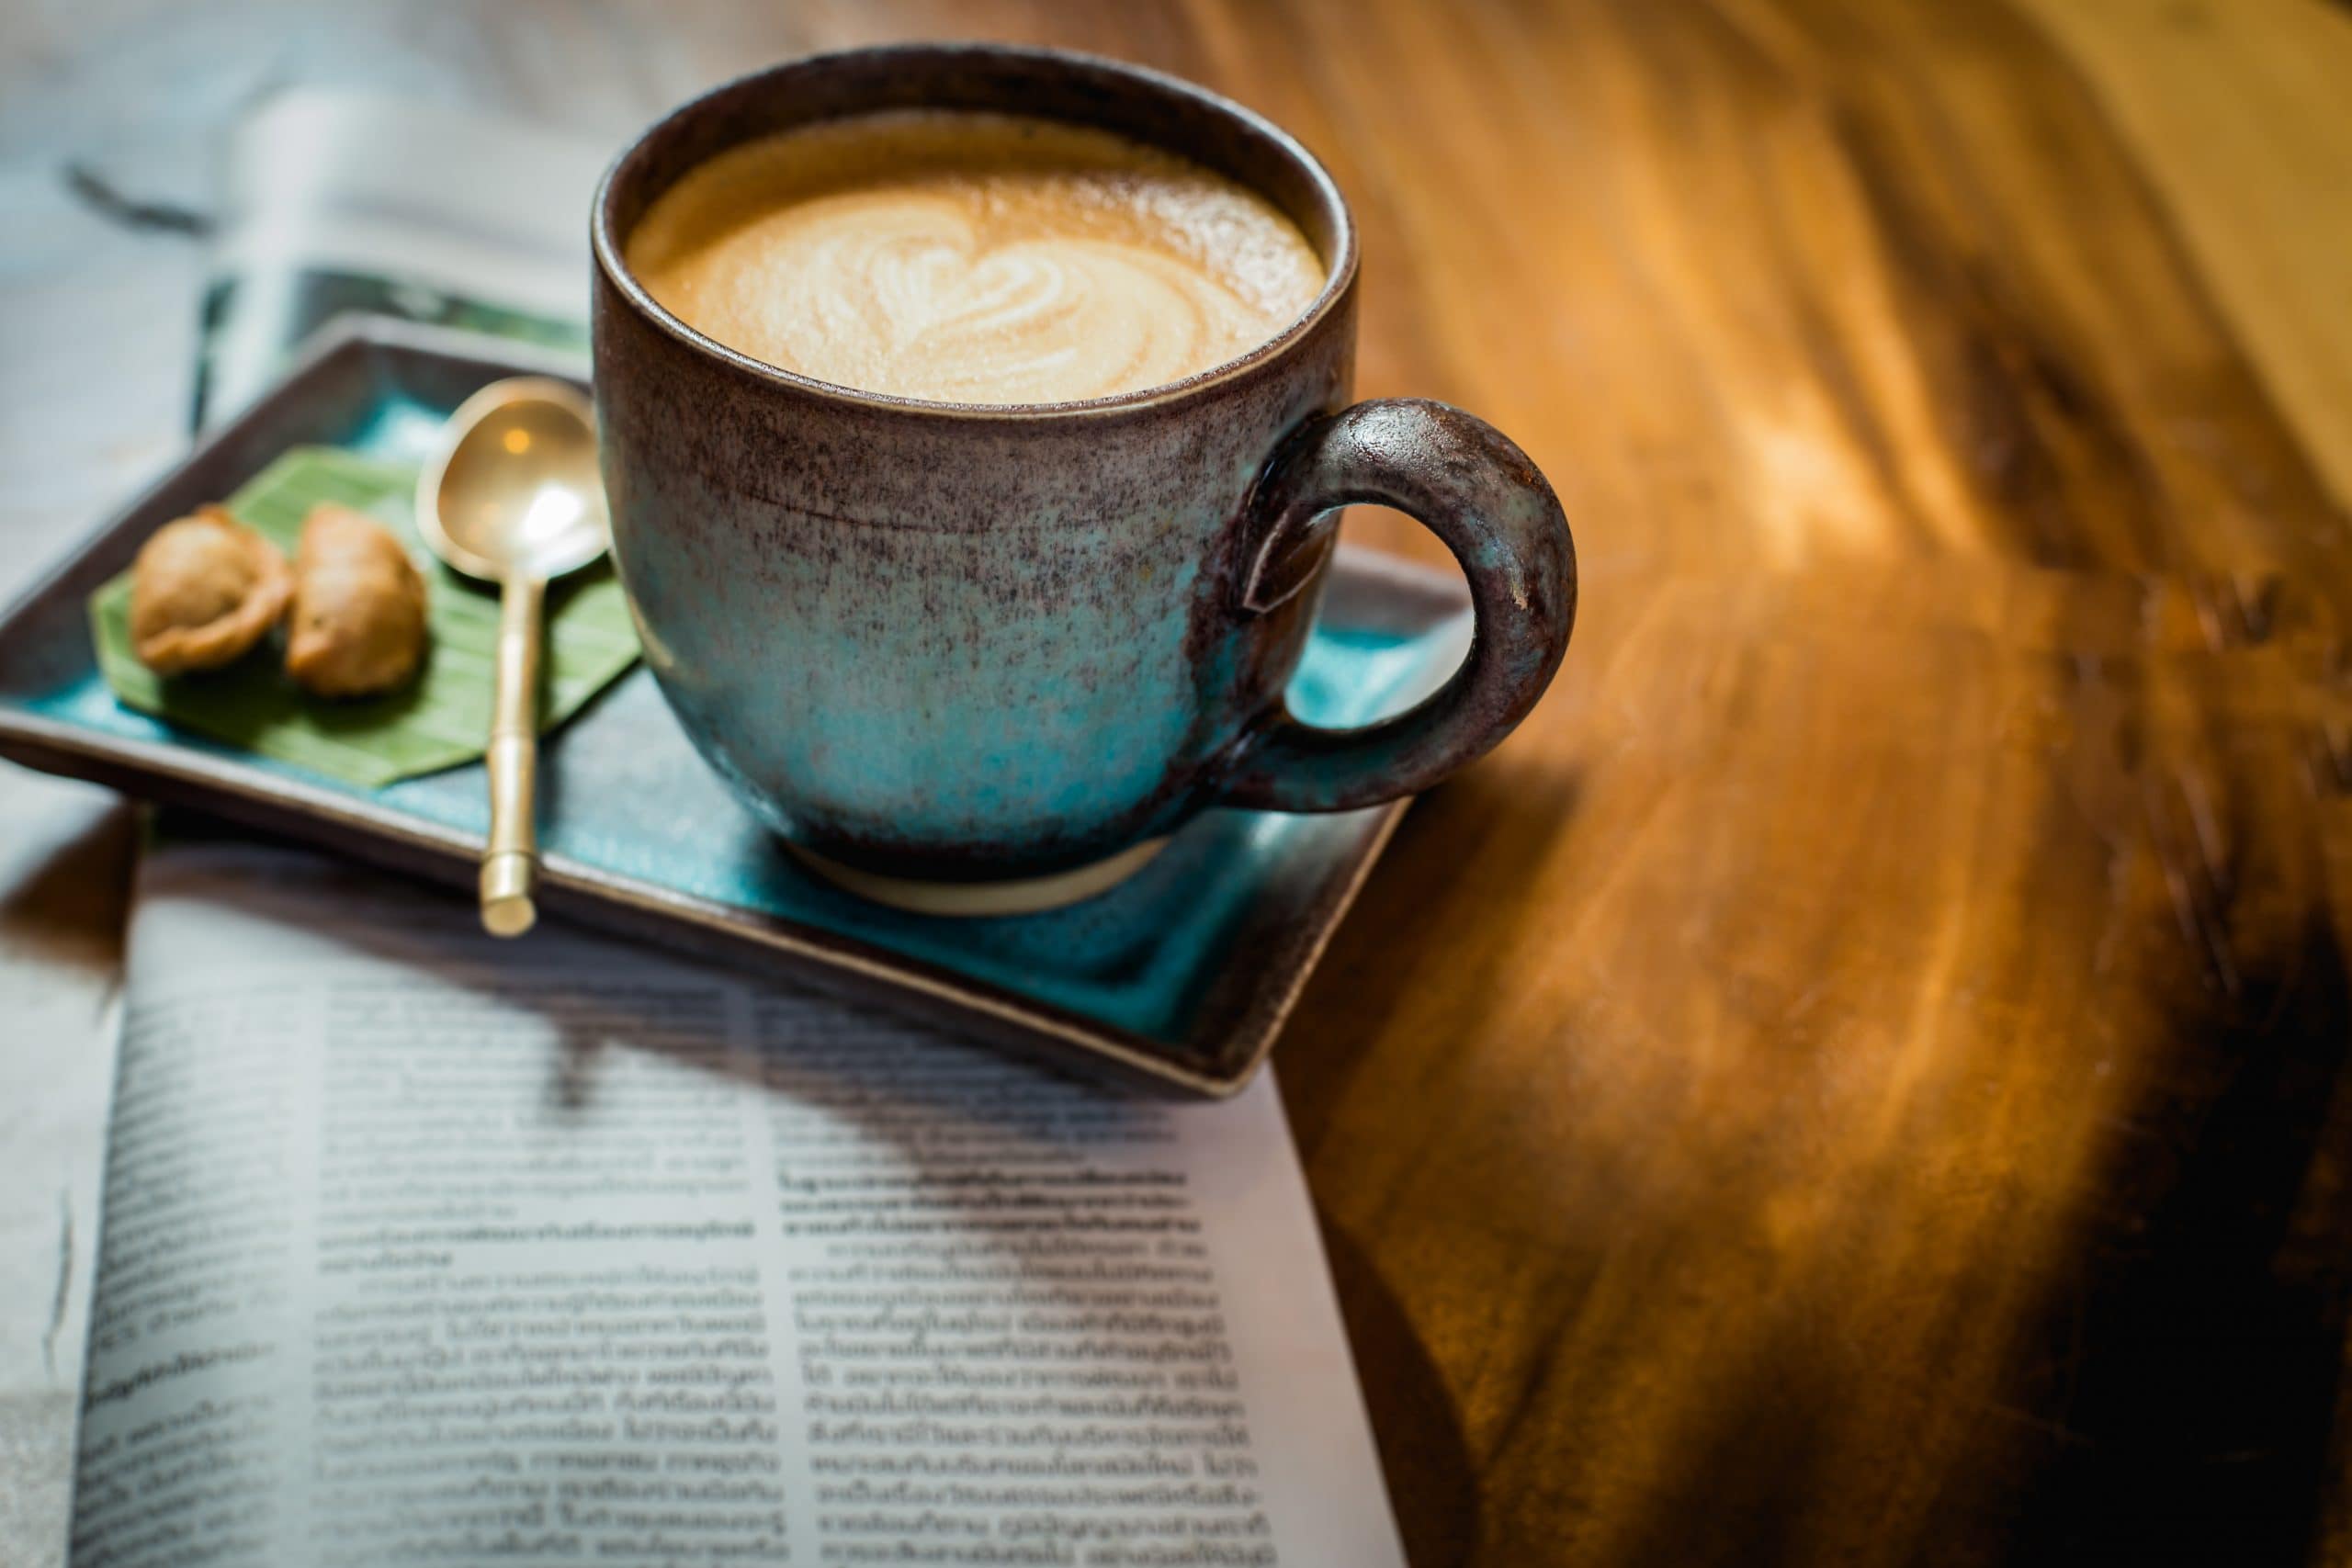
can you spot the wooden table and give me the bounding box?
[4,1,2349,1562]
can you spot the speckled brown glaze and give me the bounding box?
[593,45,1575,883]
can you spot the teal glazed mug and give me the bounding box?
[592,44,1576,914]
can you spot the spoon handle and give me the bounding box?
[481,573,547,937]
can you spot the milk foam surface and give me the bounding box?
[625,110,1327,405]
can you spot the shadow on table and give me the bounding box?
[1272,749,1583,1562]
[1318,1212,1480,1568]
[1991,909,2352,1566]
[0,795,137,974]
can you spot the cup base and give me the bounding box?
[786,838,1169,917]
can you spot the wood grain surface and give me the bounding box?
[1120,1,2352,1562]
[3,1,2349,1563]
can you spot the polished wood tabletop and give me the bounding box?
[3,1,2349,1563]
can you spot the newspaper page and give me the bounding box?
[67,842,1406,1568]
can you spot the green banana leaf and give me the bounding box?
[89,446,639,789]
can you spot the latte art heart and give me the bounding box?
[627,111,1326,405]
[726,197,1281,403]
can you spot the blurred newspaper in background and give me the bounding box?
[195,90,604,425]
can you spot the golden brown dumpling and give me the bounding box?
[284,503,428,697]
[130,506,292,674]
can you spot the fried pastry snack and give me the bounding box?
[129,506,292,674]
[284,503,429,697]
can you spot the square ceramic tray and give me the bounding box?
[0,319,1471,1096]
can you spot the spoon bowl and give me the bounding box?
[416,378,609,938]
[419,380,607,581]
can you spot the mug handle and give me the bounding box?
[1214,399,1577,812]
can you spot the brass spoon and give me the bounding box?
[415,378,609,938]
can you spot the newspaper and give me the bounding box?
[195,89,605,425]
[71,844,1405,1565]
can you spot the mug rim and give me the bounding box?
[590,41,1361,423]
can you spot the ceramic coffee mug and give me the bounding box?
[593,45,1575,913]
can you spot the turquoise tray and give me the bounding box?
[0,320,1470,1096]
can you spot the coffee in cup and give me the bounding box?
[622,109,1325,405]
